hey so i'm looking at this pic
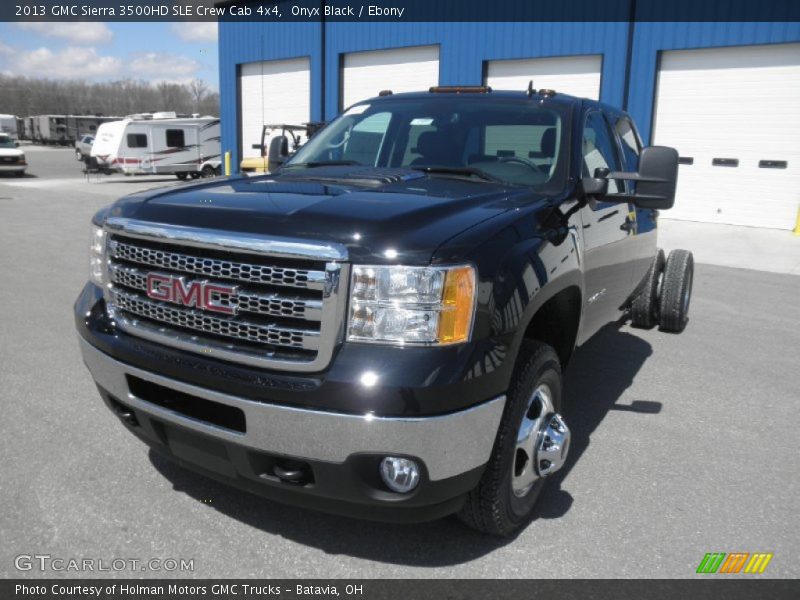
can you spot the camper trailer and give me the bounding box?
[34,115,68,144]
[23,117,34,141]
[91,116,221,178]
[0,115,18,140]
[65,116,118,143]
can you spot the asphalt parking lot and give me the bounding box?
[1,145,798,579]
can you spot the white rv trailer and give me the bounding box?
[33,115,69,144]
[65,116,118,142]
[0,114,18,139]
[91,116,221,178]
[23,117,34,141]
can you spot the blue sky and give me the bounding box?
[0,22,219,88]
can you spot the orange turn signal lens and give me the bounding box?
[437,266,476,344]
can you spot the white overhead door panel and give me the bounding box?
[653,44,800,229]
[239,57,310,159]
[342,45,439,109]
[485,55,602,99]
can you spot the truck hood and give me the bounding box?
[106,168,548,264]
[0,148,23,157]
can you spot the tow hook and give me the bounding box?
[535,414,570,477]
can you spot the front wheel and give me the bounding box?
[458,341,570,536]
[175,172,188,180]
[201,165,215,178]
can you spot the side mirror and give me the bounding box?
[586,146,679,210]
[267,135,289,171]
[631,146,679,210]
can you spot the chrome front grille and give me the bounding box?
[107,263,323,321]
[102,218,348,372]
[109,239,326,289]
[109,289,317,349]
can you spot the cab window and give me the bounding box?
[615,117,642,170]
[582,111,622,195]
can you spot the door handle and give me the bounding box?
[620,217,635,232]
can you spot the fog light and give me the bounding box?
[379,457,420,493]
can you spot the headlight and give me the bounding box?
[347,264,476,345]
[88,224,107,286]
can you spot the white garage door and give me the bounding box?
[485,55,602,99]
[341,45,439,109]
[239,57,310,159]
[653,44,800,230]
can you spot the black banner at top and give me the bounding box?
[3,0,800,22]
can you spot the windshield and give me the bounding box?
[0,136,15,149]
[286,96,567,189]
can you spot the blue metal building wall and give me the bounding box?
[218,16,800,170]
[627,21,800,143]
[218,21,321,168]
[324,22,630,117]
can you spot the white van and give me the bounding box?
[91,117,221,179]
[0,114,18,140]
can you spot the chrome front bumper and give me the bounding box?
[79,337,505,481]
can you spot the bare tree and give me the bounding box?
[188,78,209,113]
[0,74,218,117]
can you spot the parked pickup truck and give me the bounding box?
[75,88,693,535]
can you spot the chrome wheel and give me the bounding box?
[512,383,571,498]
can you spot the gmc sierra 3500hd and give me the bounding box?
[75,87,694,536]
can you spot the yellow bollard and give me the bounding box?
[224,151,231,177]
[795,205,800,235]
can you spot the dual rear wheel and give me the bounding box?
[631,248,694,333]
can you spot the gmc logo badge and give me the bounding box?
[146,273,237,315]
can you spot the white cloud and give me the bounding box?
[128,52,201,81]
[171,22,218,43]
[16,22,114,45]
[0,44,206,84]
[12,46,122,79]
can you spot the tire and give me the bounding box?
[14,171,24,178]
[658,249,694,333]
[189,172,201,179]
[630,248,665,329]
[75,150,83,161]
[175,172,188,180]
[201,165,215,178]
[214,166,222,176]
[458,340,563,536]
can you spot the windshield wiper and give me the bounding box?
[283,160,362,169]
[411,166,504,183]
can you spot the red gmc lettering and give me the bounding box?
[146,273,172,301]
[146,273,236,315]
[173,279,202,308]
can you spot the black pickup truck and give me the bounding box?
[75,87,693,535]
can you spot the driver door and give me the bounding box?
[579,109,636,340]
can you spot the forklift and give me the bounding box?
[240,122,325,174]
